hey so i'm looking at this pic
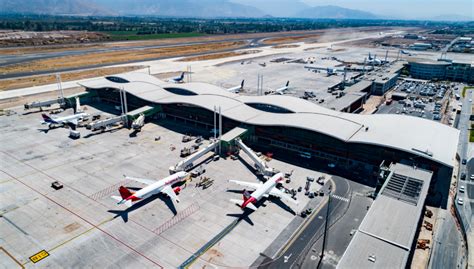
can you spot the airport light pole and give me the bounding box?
[318,186,332,269]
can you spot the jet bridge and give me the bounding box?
[169,139,220,174]
[235,138,277,176]
[24,97,66,110]
[87,115,127,131]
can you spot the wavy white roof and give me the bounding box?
[79,72,459,167]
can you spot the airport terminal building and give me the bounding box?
[408,58,474,83]
[79,73,459,183]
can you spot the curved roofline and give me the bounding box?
[78,73,459,167]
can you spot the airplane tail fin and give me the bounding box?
[75,97,82,114]
[241,80,245,88]
[119,186,133,199]
[41,113,52,121]
[230,199,257,211]
[111,195,132,207]
[180,72,185,79]
[243,189,251,202]
[286,81,289,87]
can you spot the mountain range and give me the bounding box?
[0,0,383,19]
[2,0,471,21]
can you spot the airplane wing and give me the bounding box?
[125,176,156,186]
[269,187,299,205]
[66,118,78,125]
[161,185,179,203]
[228,180,261,190]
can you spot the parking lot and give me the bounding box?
[0,103,332,268]
[377,80,457,123]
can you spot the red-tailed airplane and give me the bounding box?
[112,171,189,207]
[229,172,298,211]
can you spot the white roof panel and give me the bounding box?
[79,73,459,167]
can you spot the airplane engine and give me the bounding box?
[173,186,181,194]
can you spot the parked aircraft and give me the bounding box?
[111,171,189,208]
[168,72,185,83]
[367,52,382,65]
[131,113,145,131]
[226,80,245,93]
[265,81,290,95]
[305,66,346,76]
[400,50,415,56]
[41,112,88,128]
[229,172,298,211]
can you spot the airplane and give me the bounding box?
[131,113,145,131]
[41,111,88,129]
[168,72,185,83]
[111,171,189,208]
[305,66,345,76]
[229,172,298,211]
[400,50,415,56]
[367,53,382,65]
[226,80,245,93]
[265,81,290,95]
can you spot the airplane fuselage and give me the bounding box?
[43,112,87,125]
[129,172,187,201]
[242,173,283,208]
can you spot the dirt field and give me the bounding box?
[263,34,321,44]
[271,44,300,49]
[177,49,261,62]
[0,30,108,48]
[0,27,399,56]
[0,41,246,75]
[0,66,145,91]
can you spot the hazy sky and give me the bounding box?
[302,0,474,19]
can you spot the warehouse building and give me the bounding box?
[338,163,433,269]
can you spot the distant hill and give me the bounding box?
[429,14,473,22]
[294,5,378,20]
[231,0,311,18]
[0,0,265,18]
[0,0,110,16]
[96,0,264,18]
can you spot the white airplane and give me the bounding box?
[229,173,298,211]
[168,72,185,83]
[305,66,345,76]
[131,113,145,131]
[226,80,245,93]
[400,50,415,56]
[367,53,382,65]
[41,112,88,128]
[111,171,189,208]
[41,96,89,128]
[265,81,290,95]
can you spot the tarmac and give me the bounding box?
[0,103,329,268]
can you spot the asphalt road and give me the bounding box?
[264,176,352,269]
[456,86,473,227]
[425,85,471,269]
[300,187,373,269]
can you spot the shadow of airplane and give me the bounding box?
[83,128,121,139]
[226,209,255,226]
[129,130,139,138]
[107,192,178,222]
[226,189,296,216]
